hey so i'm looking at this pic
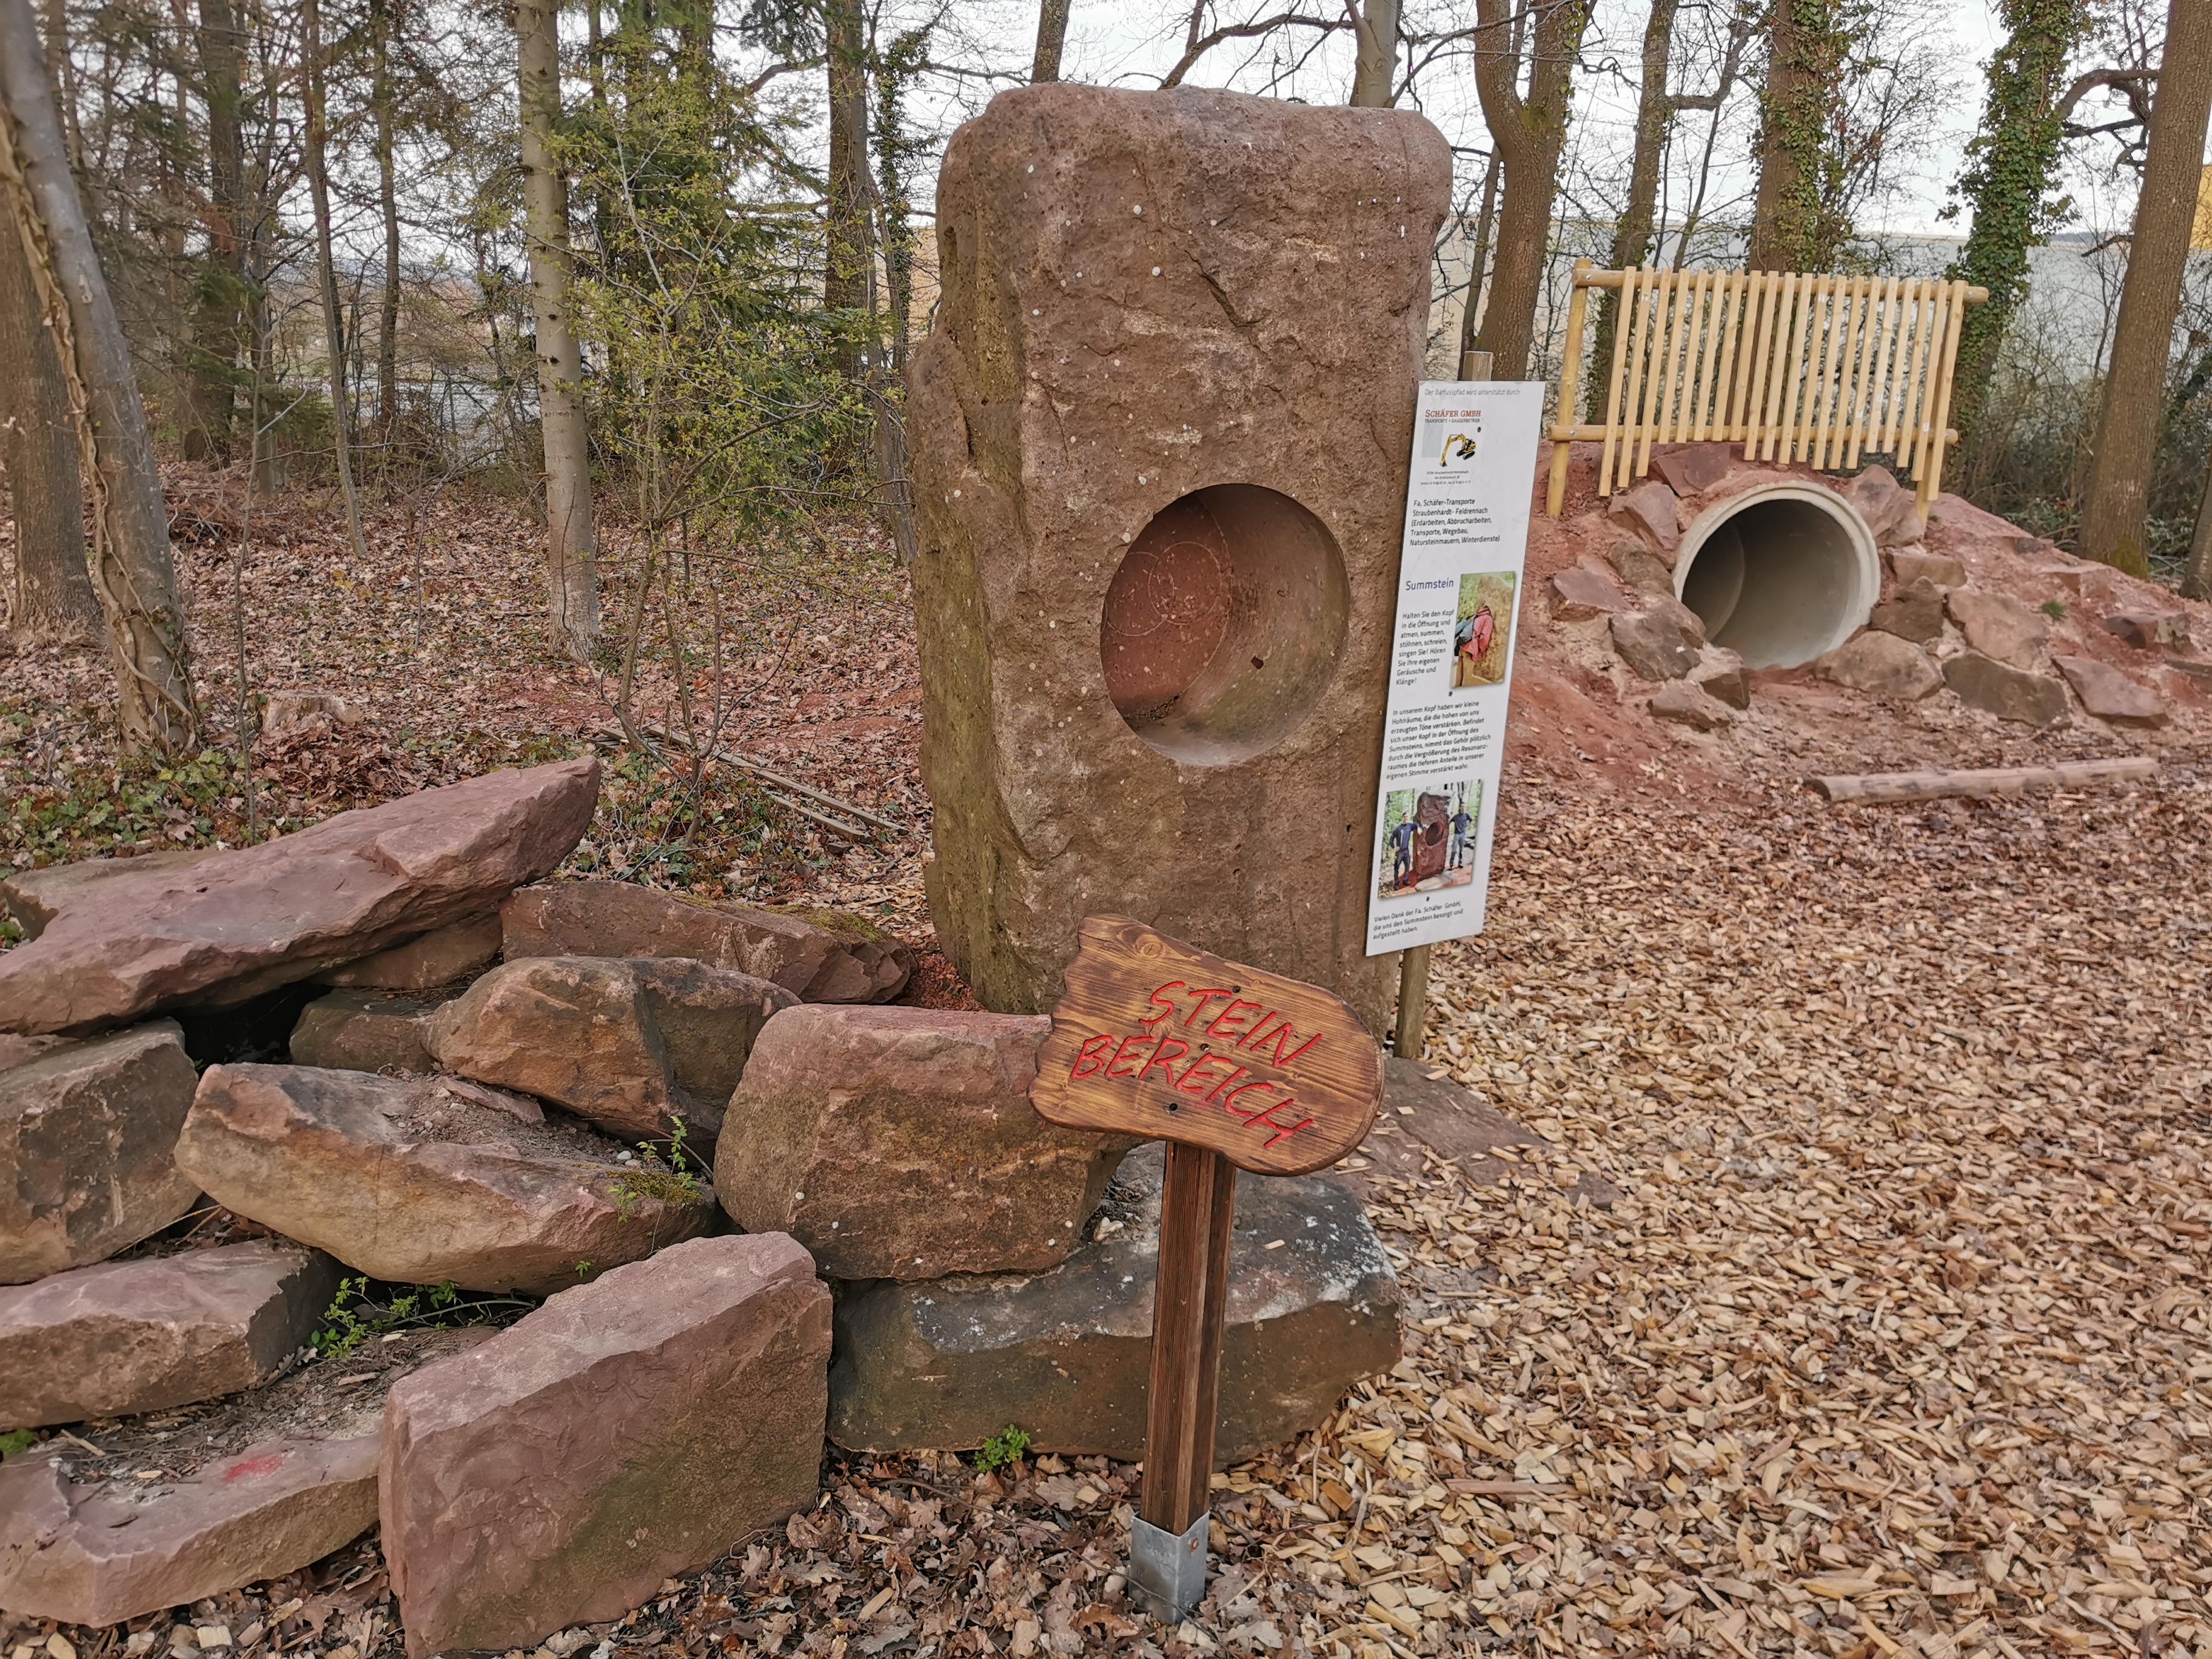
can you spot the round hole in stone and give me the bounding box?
[1101,484,1349,766]
[1674,484,1881,669]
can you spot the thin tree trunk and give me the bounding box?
[36,0,73,166]
[1456,150,1500,363]
[0,196,93,643]
[2184,449,2212,600]
[823,0,868,381]
[0,0,195,747]
[517,0,600,659]
[1030,0,1069,82]
[181,0,243,462]
[1472,0,1590,380]
[1586,0,1679,418]
[1349,0,1398,106]
[2079,0,2212,577]
[372,0,400,471]
[303,0,366,560]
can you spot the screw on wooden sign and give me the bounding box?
[1030,916,1382,1621]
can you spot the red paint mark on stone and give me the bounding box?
[223,1453,286,1482]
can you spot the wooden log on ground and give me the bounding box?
[1808,756,2158,804]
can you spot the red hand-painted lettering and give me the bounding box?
[1139,1035,1190,1083]
[1183,988,1233,1028]
[1103,1034,1149,1079]
[1070,1033,1114,1079]
[1142,981,1186,1026]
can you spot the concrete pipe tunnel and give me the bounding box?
[1671,483,1883,669]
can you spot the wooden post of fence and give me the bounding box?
[1543,260,1589,515]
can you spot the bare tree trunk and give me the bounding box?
[517,0,600,659]
[181,0,243,462]
[1472,0,1590,380]
[2184,449,2212,600]
[303,0,366,561]
[1030,0,1069,81]
[1456,150,1500,364]
[1349,0,1398,106]
[0,196,93,643]
[36,0,73,166]
[1585,0,1679,418]
[823,0,868,381]
[0,0,195,747]
[372,0,400,474]
[2080,0,2212,577]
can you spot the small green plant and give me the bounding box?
[974,1424,1031,1473]
[575,1261,594,1279]
[610,1116,705,1215]
[0,1428,35,1458]
[309,1276,534,1358]
[2040,597,2067,621]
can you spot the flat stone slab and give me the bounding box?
[828,1147,1400,1464]
[1341,1059,1620,1204]
[289,988,448,1076]
[2103,610,2190,649]
[1547,564,1632,620]
[1606,480,1680,558]
[501,880,913,1003]
[715,1006,1133,1280]
[1,848,221,942]
[1649,680,1731,731]
[1869,577,1944,645]
[1888,550,1963,588]
[2054,654,2168,726]
[1943,651,2070,726]
[0,1241,337,1428]
[1818,632,1940,700]
[0,1432,377,1624]
[381,1233,830,1655]
[1947,588,2049,670]
[2,1021,201,1284]
[310,911,502,991]
[0,759,599,1036]
[425,956,796,1146]
[176,1065,718,1294]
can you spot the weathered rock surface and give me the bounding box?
[2103,610,2191,650]
[0,1241,337,1427]
[0,1033,66,1070]
[0,760,600,1036]
[1869,577,1945,645]
[1888,549,1964,588]
[1651,444,1735,497]
[1818,632,1941,700]
[425,956,796,1145]
[1606,480,1681,558]
[381,1234,829,1655]
[311,911,501,991]
[2,1021,201,1284]
[2054,654,2168,726]
[1943,652,2070,726]
[1342,1059,1620,1205]
[501,880,912,1004]
[716,1006,1133,1279]
[0,1432,378,1624]
[175,1065,717,1293]
[1547,563,1632,620]
[1609,597,1706,680]
[1947,588,2049,669]
[1689,645,1751,709]
[1840,464,1925,548]
[289,988,447,1076]
[828,1147,1399,1463]
[1,848,220,942]
[910,85,1450,1037]
[1649,680,1731,731]
[1605,538,1676,597]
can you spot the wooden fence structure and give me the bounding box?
[1544,258,1987,518]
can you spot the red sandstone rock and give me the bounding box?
[288,988,448,1076]
[310,911,501,990]
[1888,549,1964,588]
[1649,680,1732,731]
[0,1241,336,1427]
[2,1021,201,1284]
[2103,610,2191,650]
[0,1432,378,1624]
[380,1233,830,1655]
[424,956,796,1144]
[0,760,599,1035]
[175,1065,717,1294]
[2054,654,2168,726]
[0,848,220,942]
[1818,633,1941,701]
[1840,464,1925,548]
[1947,588,2049,670]
[1943,652,2070,726]
[1606,480,1681,559]
[714,1006,1134,1280]
[1651,444,1735,497]
[501,880,913,1003]
[1547,563,1632,620]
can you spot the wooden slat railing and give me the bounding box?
[1544,259,1988,517]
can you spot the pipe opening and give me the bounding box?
[1672,485,1882,669]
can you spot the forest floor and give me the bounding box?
[2,468,2210,1659]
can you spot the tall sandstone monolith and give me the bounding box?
[908,84,1450,1034]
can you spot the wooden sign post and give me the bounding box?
[1031,915,1382,1622]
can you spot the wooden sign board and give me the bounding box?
[1029,915,1382,1178]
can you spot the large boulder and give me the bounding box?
[289,988,449,1076]
[0,759,600,1036]
[0,1241,337,1428]
[1,848,220,942]
[1817,632,1941,700]
[0,1431,378,1624]
[501,880,913,1003]
[2054,654,2168,726]
[175,1065,718,1294]
[1943,652,2070,726]
[714,1006,1134,1280]
[424,956,796,1146]
[310,911,501,991]
[828,1147,1399,1463]
[2,1021,201,1284]
[1946,588,2049,670]
[380,1234,830,1656]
